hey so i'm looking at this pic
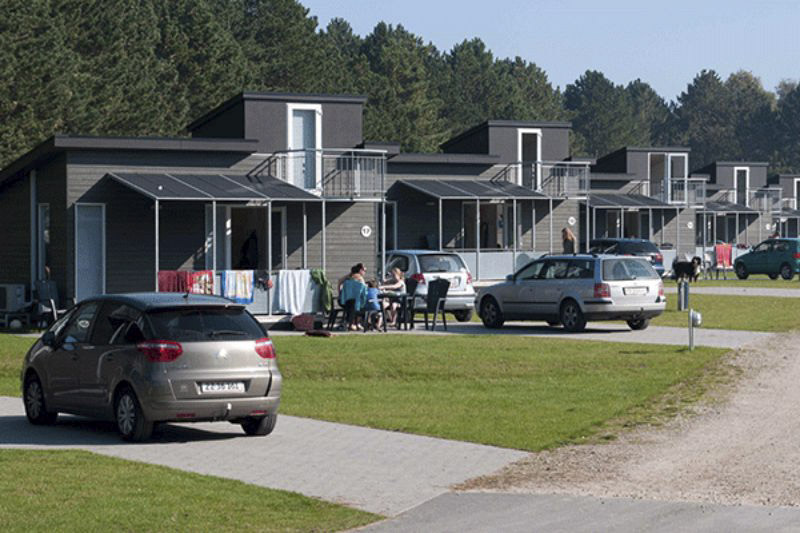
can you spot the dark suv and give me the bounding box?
[589,238,665,277]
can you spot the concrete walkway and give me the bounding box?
[271,322,771,350]
[664,286,800,298]
[360,492,800,532]
[0,396,525,516]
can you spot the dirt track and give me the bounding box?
[462,331,800,507]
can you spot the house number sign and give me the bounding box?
[360,225,373,238]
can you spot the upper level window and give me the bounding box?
[517,129,541,188]
[286,103,322,190]
[734,167,749,206]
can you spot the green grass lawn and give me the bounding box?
[671,274,800,288]
[273,335,727,452]
[0,449,379,533]
[0,334,32,396]
[652,294,800,332]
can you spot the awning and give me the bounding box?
[588,193,673,209]
[698,201,758,214]
[106,172,320,201]
[397,178,547,200]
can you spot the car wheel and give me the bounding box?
[780,263,794,280]
[452,310,474,322]
[735,262,748,280]
[480,297,504,329]
[626,318,650,331]
[241,414,277,436]
[768,273,779,280]
[560,300,586,333]
[115,386,153,442]
[546,320,560,327]
[23,374,58,425]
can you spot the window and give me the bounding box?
[566,259,594,279]
[775,241,789,252]
[146,308,265,342]
[91,302,141,345]
[515,261,544,280]
[386,255,409,273]
[542,260,570,279]
[602,259,658,281]
[618,241,659,254]
[62,302,100,344]
[37,204,50,280]
[418,254,466,273]
[753,242,772,253]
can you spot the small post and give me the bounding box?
[688,307,694,351]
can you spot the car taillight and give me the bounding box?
[411,273,426,285]
[466,272,473,285]
[593,283,610,298]
[654,253,663,264]
[794,253,800,259]
[137,340,183,362]
[255,338,276,359]
[658,281,664,297]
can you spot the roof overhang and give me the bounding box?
[393,179,548,200]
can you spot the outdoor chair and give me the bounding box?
[34,280,68,327]
[423,278,450,332]
[398,277,419,329]
[326,298,347,330]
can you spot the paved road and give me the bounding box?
[664,286,800,298]
[0,396,525,516]
[360,492,800,533]
[271,322,770,350]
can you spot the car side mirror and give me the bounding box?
[41,331,57,348]
[506,274,514,282]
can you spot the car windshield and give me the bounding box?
[146,307,265,342]
[602,258,659,281]
[418,254,466,273]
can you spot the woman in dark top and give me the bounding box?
[562,227,576,254]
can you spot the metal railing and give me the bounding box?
[651,178,706,206]
[493,161,590,197]
[748,187,782,213]
[780,197,797,210]
[250,149,386,199]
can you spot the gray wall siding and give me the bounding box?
[243,100,364,153]
[0,176,31,287]
[487,125,570,162]
[650,208,695,255]
[534,199,581,253]
[441,127,489,154]
[322,202,378,281]
[394,187,438,250]
[627,152,650,182]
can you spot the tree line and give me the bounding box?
[2,0,798,173]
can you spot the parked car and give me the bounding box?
[589,238,665,277]
[734,238,800,280]
[385,250,476,321]
[20,293,281,441]
[476,254,666,332]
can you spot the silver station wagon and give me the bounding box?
[21,293,281,441]
[476,254,666,332]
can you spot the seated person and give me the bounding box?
[365,279,383,330]
[380,268,406,326]
[340,273,367,331]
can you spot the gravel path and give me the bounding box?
[461,330,800,508]
[664,286,800,298]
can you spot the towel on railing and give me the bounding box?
[276,269,311,315]
[157,271,191,292]
[714,244,732,268]
[221,270,255,304]
[190,271,214,294]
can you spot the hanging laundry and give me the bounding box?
[157,271,190,292]
[190,271,214,294]
[221,270,255,304]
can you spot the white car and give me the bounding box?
[476,254,666,332]
[385,250,476,321]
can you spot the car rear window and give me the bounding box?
[146,307,265,342]
[602,258,659,281]
[418,254,466,273]
[618,241,659,254]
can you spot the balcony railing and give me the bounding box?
[651,178,706,206]
[250,149,386,199]
[781,197,798,210]
[748,187,782,213]
[493,161,590,197]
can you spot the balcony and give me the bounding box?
[748,187,782,213]
[495,161,590,197]
[252,149,386,199]
[781,197,798,210]
[651,178,706,206]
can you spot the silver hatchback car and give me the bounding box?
[476,254,666,332]
[21,293,281,441]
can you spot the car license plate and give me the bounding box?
[624,287,647,295]
[201,382,245,393]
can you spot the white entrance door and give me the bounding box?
[291,109,318,189]
[74,204,105,302]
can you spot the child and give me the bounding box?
[365,279,383,330]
